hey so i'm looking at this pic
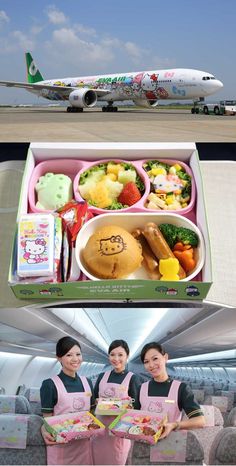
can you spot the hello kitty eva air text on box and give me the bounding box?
[8,142,212,302]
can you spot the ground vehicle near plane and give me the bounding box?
[201,100,236,115]
[0,52,223,113]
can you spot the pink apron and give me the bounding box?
[46,374,93,465]
[139,379,182,422]
[92,370,133,465]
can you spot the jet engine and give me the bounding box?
[69,88,97,108]
[133,98,159,108]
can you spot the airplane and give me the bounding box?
[0,305,236,465]
[0,52,223,113]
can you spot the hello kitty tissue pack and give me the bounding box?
[43,411,105,443]
[8,142,212,302]
[17,214,55,278]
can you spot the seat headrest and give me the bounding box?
[0,414,44,447]
[209,427,236,465]
[0,395,31,414]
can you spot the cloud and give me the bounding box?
[0,31,34,55]
[46,5,67,25]
[12,31,35,51]
[49,28,115,64]
[74,23,97,37]
[30,25,44,36]
[0,10,9,23]
[123,41,148,66]
[46,26,150,74]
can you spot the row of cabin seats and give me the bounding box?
[0,393,236,465]
[0,394,46,465]
[127,404,236,465]
[127,427,236,465]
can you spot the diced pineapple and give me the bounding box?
[166,195,174,205]
[89,182,112,208]
[103,173,117,181]
[107,163,123,176]
[173,163,182,171]
[151,167,166,176]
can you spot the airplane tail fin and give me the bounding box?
[25,52,44,83]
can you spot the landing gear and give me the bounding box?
[67,106,83,113]
[191,101,200,114]
[102,102,118,112]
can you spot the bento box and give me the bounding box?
[108,409,167,445]
[43,411,105,443]
[95,397,133,416]
[8,142,212,302]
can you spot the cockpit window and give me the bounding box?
[202,76,216,80]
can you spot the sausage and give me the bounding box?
[132,228,161,280]
[142,223,186,279]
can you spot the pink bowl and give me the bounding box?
[28,159,84,213]
[141,158,196,215]
[73,159,149,215]
[74,158,195,216]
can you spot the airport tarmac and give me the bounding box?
[1,106,236,142]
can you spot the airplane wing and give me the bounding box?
[0,80,111,97]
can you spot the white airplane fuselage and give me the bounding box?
[33,68,223,103]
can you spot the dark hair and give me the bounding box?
[108,339,130,356]
[140,342,165,363]
[56,336,81,357]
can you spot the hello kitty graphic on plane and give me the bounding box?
[0,53,223,113]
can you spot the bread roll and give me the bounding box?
[82,225,143,279]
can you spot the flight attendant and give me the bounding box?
[138,342,205,438]
[40,336,95,465]
[92,339,142,465]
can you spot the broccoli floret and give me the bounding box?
[159,223,178,249]
[159,223,199,248]
[176,227,199,247]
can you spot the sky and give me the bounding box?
[0,0,235,104]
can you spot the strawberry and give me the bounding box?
[118,182,142,206]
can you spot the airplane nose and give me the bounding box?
[216,79,224,89]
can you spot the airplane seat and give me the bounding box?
[192,389,205,404]
[222,382,229,391]
[127,431,204,465]
[213,382,224,390]
[215,390,234,411]
[208,427,236,465]
[204,386,214,396]
[0,395,31,414]
[225,407,236,427]
[203,395,229,414]
[190,405,224,464]
[16,384,26,396]
[24,388,42,416]
[0,413,46,465]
